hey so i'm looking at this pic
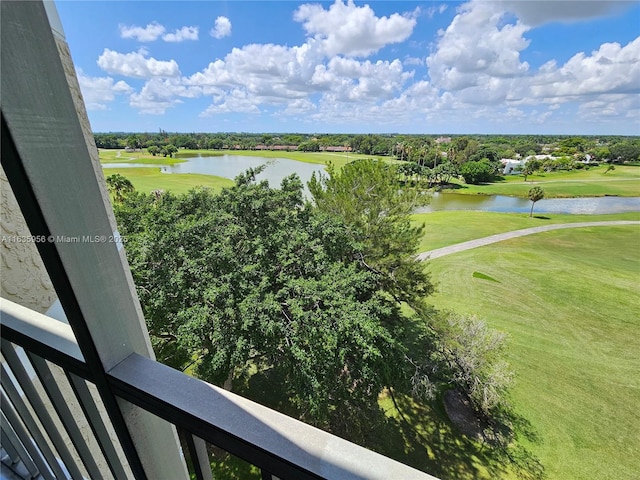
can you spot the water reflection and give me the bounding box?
[104,157,640,214]
[417,193,640,214]
[104,155,324,189]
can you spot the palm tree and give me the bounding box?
[395,142,405,161]
[106,174,134,203]
[528,186,545,217]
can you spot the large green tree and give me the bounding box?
[161,144,178,157]
[459,159,495,184]
[308,159,433,311]
[609,140,640,163]
[114,169,409,435]
[115,162,520,450]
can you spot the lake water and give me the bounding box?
[417,193,640,215]
[104,155,640,214]
[105,154,325,188]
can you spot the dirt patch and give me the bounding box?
[443,389,485,440]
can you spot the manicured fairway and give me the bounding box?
[425,225,640,480]
[99,148,185,164]
[198,221,640,480]
[442,165,640,198]
[103,167,233,194]
[414,211,640,251]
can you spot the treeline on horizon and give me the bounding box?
[95,131,640,164]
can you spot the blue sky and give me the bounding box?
[55,1,640,134]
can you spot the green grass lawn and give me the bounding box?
[231,358,524,480]
[425,225,640,480]
[413,211,640,251]
[99,148,186,164]
[443,165,640,198]
[188,221,640,480]
[103,167,233,194]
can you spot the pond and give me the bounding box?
[417,192,640,215]
[105,154,324,187]
[104,155,640,214]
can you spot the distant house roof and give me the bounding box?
[253,144,297,151]
[526,154,555,161]
[322,146,352,152]
[501,159,525,174]
[271,145,297,150]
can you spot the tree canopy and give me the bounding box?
[528,186,545,217]
[460,159,497,184]
[114,168,411,434]
[309,159,433,311]
[106,173,134,202]
[113,162,518,447]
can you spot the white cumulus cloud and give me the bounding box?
[120,22,200,43]
[163,26,199,42]
[186,42,323,99]
[210,16,232,39]
[413,0,640,130]
[530,37,640,99]
[200,88,260,116]
[313,57,411,102]
[110,0,638,131]
[578,94,640,123]
[129,77,203,114]
[77,69,133,110]
[184,36,414,120]
[294,0,417,57]
[427,1,530,92]
[119,22,166,42]
[97,48,180,79]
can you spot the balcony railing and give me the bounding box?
[1,300,436,479]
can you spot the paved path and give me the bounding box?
[416,221,640,261]
[506,177,639,185]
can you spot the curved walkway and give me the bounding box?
[416,221,640,261]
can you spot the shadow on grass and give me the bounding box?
[533,215,551,220]
[439,183,468,190]
[238,365,303,417]
[472,271,501,283]
[226,347,544,480]
[371,391,545,480]
[208,450,261,480]
[179,431,262,480]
